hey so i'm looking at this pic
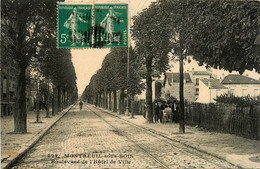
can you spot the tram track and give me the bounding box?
[87,104,238,169]
[86,105,171,169]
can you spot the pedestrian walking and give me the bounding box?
[159,102,165,123]
[143,102,146,118]
[79,100,83,110]
[171,100,179,122]
[154,102,160,123]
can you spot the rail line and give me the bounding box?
[86,104,238,169]
[86,105,171,169]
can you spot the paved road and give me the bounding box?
[13,104,236,168]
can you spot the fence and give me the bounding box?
[113,99,259,140]
[185,103,260,140]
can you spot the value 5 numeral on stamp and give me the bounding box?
[57,4,128,48]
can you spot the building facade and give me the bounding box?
[221,74,260,97]
[163,72,196,102]
[1,55,19,116]
[196,78,228,103]
[188,69,212,100]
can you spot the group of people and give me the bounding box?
[154,100,179,123]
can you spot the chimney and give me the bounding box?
[208,80,211,88]
[222,73,225,79]
[219,77,222,83]
[207,68,212,72]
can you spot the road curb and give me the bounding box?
[96,106,241,168]
[2,104,76,169]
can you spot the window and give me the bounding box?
[196,88,199,95]
[242,89,247,96]
[196,78,199,86]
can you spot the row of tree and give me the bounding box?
[82,47,144,115]
[1,0,78,133]
[131,0,260,133]
[83,0,260,133]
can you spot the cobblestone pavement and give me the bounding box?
[13,104,235,168]
[1,110,55,162]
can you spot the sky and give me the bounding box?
[70,0,260,94]
[70,0,155,94]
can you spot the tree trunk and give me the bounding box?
[179,51,185,133]
[109,91,112,111]
[146,59,153,123]
[95,94,98,106]
[98,93,101,107]
[113,90,117,112]
[52,86,58,115]
[14,1,28,133]
[52,91,55,116]
[35,79,42,123]
[67,91,70,106]
[62,90,65,110]
[45,94,50,117]
[120,88,125,114]
[105,90,108,109]
[14,66,27,133]
[131,95,134,118]
[58,86,61,112]
[65,90,68,108]
[45,83,50,118]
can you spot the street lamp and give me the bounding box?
[125,1,131,116]
[125,46,130,116]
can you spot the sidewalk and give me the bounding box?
[98,106,260,168]
[1,105,74,169]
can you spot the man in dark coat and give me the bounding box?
[171,100,179,122]
[159,102,166,123]
[154,102,160,123]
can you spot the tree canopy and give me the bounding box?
[159,0,260,74]
[1,0,78,133]
[131,0,260,124]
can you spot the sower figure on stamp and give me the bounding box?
[100,7,122,45]
[64,7,88,46]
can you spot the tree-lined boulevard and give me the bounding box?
[11,104,236,168]
[83,0,260,133]
[1,0,260,168]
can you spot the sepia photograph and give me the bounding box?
[1,0,260,168]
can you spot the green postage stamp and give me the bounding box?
[58,4,92,48]
[58,4,128,48]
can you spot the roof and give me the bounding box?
[201,78,227,89]
[221,74,260,84]
[193,71,211,76]
[164,73,192,85]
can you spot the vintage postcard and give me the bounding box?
[1,0,260,169]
